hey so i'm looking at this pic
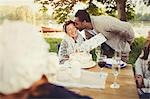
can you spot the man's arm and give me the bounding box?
[121,22,135,43]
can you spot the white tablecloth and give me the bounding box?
[53,70,108,89]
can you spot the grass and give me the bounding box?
[45,38,62,53]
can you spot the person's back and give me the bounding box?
[91,16,134,62]
[0,20,91,99]
[28,83,91,99]
[91,16,134,45]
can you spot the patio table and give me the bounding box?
[69,64,139,99]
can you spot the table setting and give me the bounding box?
[46,48,138,99]
[46,51,138,99]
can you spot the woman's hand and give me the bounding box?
[135,75,144,88]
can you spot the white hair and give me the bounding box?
[0,20,50,94]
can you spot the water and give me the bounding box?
[46,21,150,38]
[0,19,149,38]
[131,21,150,37]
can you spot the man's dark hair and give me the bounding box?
[63,20,75,33]
[75,10,91,22]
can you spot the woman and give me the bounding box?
[58,20,85,64]
[135,31,150,99]
[0,20,91,99]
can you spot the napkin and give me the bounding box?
[79,33,106,52]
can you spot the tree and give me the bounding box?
[34,0,135,23]
[115,0,127,21]
[143,0,150,6]
[86,3,106,16]
[97,0,135,21]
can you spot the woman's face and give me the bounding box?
[66,23,77,38]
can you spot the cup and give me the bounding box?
[57,66,70,82]
[110,64,120,88]
[71,61,81,79]
[97,55,107,78]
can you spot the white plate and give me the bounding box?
[81,61,96,69]
[64,60,96,69]
[104,58,127,68]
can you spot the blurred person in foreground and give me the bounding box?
[58,20,85,64]
[0,20,91,99]
[74,10,135,62]
[135,31,150,99]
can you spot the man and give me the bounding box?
[74,10,135,62]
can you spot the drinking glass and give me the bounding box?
[97,55,107,77]
[57,66,70,82]
[114,51,121,64]
[110,64,120,88]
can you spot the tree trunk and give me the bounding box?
[115,0,127,21]
[89,0,93,3]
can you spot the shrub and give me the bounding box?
[128,37,146,65]
[45,38,62,53]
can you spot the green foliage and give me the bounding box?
[126,2,136,21]
[35,0,136,23]
[99,0,117,17]
[45,38,62,52]
[52,7,70,23]
[97,0,136,19]
[86,3,105,16]
[143,0,150,6]
[105,4,117,17]
[90,49,97,61]
[128,37,146,65]
[39,6,48,13]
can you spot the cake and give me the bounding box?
[69,52,95,68]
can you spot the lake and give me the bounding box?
[0,20,149,38]
[130,21,150,37]
[45,21,150,38]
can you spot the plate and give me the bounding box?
[104,58,127,68]
[81,61,96,69]
[105,63,126,68]
[64,60,96,69]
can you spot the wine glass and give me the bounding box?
[114,51,121,65]
[110,64,120,88]
[97,55,107,77]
